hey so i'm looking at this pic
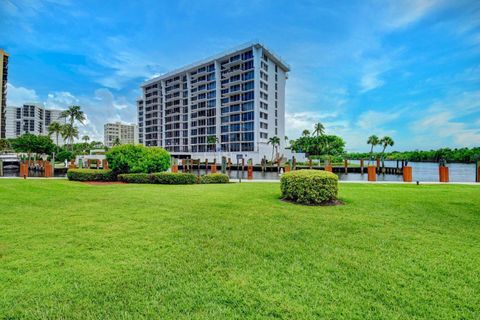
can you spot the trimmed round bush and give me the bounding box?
[151,172,197,184]
[280,170,338,205]
[199,173,230,184]
[106,144,170,174]
[67,169,116,182]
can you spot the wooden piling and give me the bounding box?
[403,166,412,182]
[368,166,376,182]
[439,166,449,183]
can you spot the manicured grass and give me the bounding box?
[0,180,479,319]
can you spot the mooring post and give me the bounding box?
[211,158,217,173]
[360,159,364,174]
[221,156,226,174]
[292,156,296,171]
[476,156,480,183]
[368,165,377,182]
[344,159,348,174]
[247,159,253,180]
[261,156,266,176]
[439,159,449,183]
[403,165,412,182]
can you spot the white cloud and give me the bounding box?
[6,83,39,106]
[357,110,403,129]
[89,37,164,90]
[384,0,443,29]
[409,91,480,148]
[45,91,79,109]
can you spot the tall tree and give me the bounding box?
[367,135,380,165]
[61,124,79,150]
[48,121,63,151]
[268,136,281,162]
[379,136,395,169]
[59,105,85,126]
[0,138,11,152]
[113,137,121,146]
[82,135,90,144]
[302,130,310,137]
[313,122,325,137]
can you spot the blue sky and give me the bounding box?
[1,0,479,151]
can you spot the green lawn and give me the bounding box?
[0,180,479,319]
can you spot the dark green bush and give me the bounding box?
[106,144,170,174]
[67,169,116,182]
[118,172,196,184]
[280,170,338,205]
[117,173,151,184]
[151,172,197,184]
[56,150,74,162]
[198,173,230,184]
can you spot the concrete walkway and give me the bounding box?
[0,176,478,185]
[229,179,480,185]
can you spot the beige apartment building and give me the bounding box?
[104,122,139,147]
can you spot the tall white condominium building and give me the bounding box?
[0,49,9,139]
[104,122,139,147]
[5,104,66,145]
[137,42,289,163]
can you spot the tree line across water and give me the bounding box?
[347,147,480,163]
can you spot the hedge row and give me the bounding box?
[67,169,116,182]
[68,169,230,184]
[280,169,338,205]
[198,173,230,184]
[117,172,197,184]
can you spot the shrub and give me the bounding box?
[106,144,170,174]
[151,172,197,184]
[198,173,230,184]
[117,173,151,184]
[118,172,203,184]
[67,169,116,182]
[56,150,74,162]
[280,170,338,205]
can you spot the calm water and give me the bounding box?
[2,161,477,182]
[225,161,477,182]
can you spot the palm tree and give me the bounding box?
[313,122,325,137]
[61,124,79,151]
[48,121,63,153]
[302,130,310,137]
[207,135,219,161]
[82,135,90,144]
[268,136,281,162]
[113,137,121,146]
[367,135,380,165]
[59,105,86,126]
[206,135,218,152]
[379,136,394,169]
